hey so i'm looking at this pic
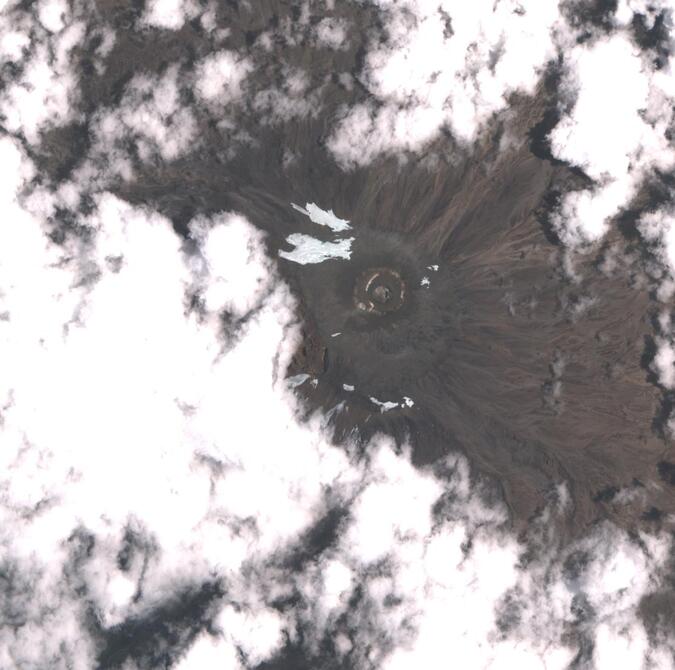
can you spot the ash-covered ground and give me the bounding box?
[2,0,675,668]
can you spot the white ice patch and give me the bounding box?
[342,384,355,392]
[369,395,414,412]
[288,373,311,388]
[281,202,354,265]
[369,397,400,412]
[279,233,354,265]
[291,202,352,232]
[420,276,430,287]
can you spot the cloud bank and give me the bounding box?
[0,0,674,668]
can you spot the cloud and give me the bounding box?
[188,212,273,316]
[1,3,675,668]
[314,17,349,50]
[173,633,240,669]
[641,210,675,277]
[0,0,84,143]
[141,0,199,31]
[328,0,562,166]
[0,132,673,666]
[0,137,358,667]
[194,50,253,103]
[253,67,324,124]
[550,32,675,246]
[93,64,198,163]
[319,0,675,298]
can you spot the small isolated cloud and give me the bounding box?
[253,67,324,124]
[142,0,199,31]
[194,50,253,103]
[215,605,285,666]
[0,26,30,60]
[92,64,197,165]
[314,17,349,50]
[173,633,240,670]
[37,0,67,33]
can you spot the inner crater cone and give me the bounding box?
[354,268,406,314]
